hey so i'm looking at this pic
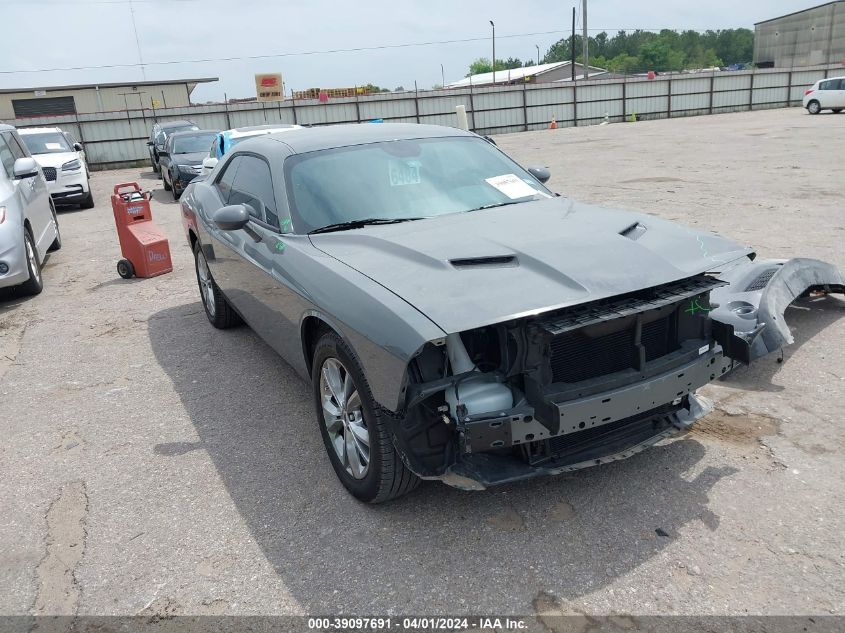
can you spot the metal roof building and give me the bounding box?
[0,77,218,120]
[754,1,845,67]
[445,61,607,89]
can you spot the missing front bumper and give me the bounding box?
[459,347,732,454]
[435,393,713,489]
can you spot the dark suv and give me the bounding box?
[147,120,198,175]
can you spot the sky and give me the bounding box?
[0,0,824,102]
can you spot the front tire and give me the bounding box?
[833,108,843,114]
[194,243,240,328]
[18,229,44,295]
[80,183,95,209]
[312,331,420,503]
[807,100,821,115]
[163,171,172,191]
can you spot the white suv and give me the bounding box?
[18,127,94,208]
[803,76,845,115]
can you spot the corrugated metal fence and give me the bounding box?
[7,63,841,170]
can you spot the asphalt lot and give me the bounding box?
[1,107,843,618]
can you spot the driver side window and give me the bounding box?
[215,155,241,203]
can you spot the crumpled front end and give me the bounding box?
[386,257,843,490]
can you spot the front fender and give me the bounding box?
[711,257,845,361]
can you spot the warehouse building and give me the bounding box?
[446,61,608,89]
[0,77,218,120]
[754,1,845,67]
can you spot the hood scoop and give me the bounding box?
[449,255,517,268]
[620,222,647,241]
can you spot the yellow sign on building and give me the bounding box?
[255,74,284,101]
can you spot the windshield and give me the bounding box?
[172,133,217,154]
[286,136,551,233]
[20,132,72,154]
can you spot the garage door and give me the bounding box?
[12,96,77,117]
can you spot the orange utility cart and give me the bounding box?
[110,183,173,279]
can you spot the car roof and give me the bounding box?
[262,123,475,154]
[0,123,14,132]
[228,124,301,138]
[158,120,196,129]
[168,129,219,139]
[18,127,62,134]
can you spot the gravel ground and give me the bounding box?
[1,107,843,619]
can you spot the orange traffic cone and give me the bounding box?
[549,116,558,129]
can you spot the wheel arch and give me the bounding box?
[188,227,199,252]
[301,313,336,375]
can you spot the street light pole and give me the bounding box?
[440,63,445,88]
[535,44,540,66]
[490,20,496,85]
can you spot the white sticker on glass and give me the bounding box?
[486,174,539,199]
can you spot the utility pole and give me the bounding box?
[582,0,589,78]
[490,20,496,84]
[571,7,576,81]
[535,44,540,66]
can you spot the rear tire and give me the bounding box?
[312,331,420,503]
[807,100,821,115]
[194,243,240,328]
[48,206,62,252]
[18,229,44,295]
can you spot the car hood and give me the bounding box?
[31,152,78,168]
[170,152,207,166]
[309,197,753,334]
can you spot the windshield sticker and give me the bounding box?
[388,160,421,186]
[45,143,63,150]
[486,174,540,200]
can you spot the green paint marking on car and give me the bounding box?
[685,298,712,315]
[274,241,286,252]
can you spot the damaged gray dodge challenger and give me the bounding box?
[180,123,844,502]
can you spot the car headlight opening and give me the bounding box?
[61,159,82,172]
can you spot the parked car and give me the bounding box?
[18,127,94,209]
[0,124,61,295]
[200,124,303,176]
[803,76,845,114]
[179,123,844,503]
[147,120,199,174]
[159,130,219,200]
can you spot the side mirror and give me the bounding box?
[527,166,551,184]
[158,150,169,157]
[202,156,218,172]
[13,157,39,180]
[213,204,250,231]
[146,141,154,146]
[73,142,83,152]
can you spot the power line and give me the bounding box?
[0,29,573,75]
[0,0,197,4]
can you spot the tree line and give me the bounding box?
[466,28,754,76]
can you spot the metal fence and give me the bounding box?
[7,63,841,170]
